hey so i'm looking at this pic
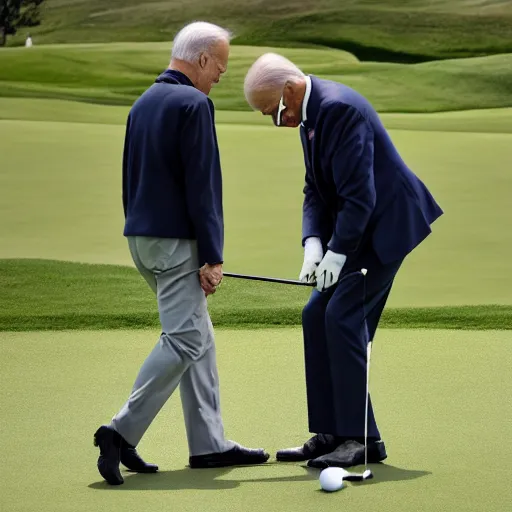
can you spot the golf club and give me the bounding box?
[322,269,373,484]
[224,268,368,287]
[342,340,373,481]
[223,272,314,287]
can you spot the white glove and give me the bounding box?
[299,237,323,283]
[315,250,347,292]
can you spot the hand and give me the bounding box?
[200,263,223,296]
[299,237,324,283]
[314,250,347,292]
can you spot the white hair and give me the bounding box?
[244,53,305,108]
[171,21,231,62]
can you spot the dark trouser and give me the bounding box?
[302,248,403,438]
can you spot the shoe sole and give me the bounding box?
[276,453,310,462]
[307,444,387,469]
[190,454,270,469]
[97,459,124,485]
[276,445,339,463]
[124,466,159,473]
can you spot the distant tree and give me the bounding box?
[19,0,44,27]
[0,1,21,47]
[0,0,45,47]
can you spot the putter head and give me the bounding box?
[363,469,373,479]
[343,469,373,481]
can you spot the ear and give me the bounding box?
[283,80,298,105]
[284,80,294,92]
[199,53,208,69]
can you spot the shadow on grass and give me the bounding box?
[88,464,309,491]
[345,464,431,486]
[89,463,430,491]
[306,464,431,492]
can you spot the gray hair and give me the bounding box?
[244,53,305,108]
[171,21,232,62]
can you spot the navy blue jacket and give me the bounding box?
[301,76,443,265]
[122,70,224,265]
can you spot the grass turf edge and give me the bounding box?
[0,306,511,331]
[0,259,510,331]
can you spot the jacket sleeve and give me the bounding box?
[301,128,330,246]
[180,97,224,265]
[325,105,376,255]
[122,114,131,218]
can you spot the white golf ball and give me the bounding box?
[319,467,348,492]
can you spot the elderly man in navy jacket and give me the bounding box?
[244,53,443,468]
[93,22,269,486]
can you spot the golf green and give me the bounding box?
[1,103,512,306]
[1,328,511,511]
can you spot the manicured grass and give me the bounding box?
[1,328,511,511]
[1,105,511,309]
[1,44,512,112]
[1,259,511,331]
[3,98,512,134]
[5,0,512,62]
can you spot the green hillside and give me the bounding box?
[6,0,512,62]
[1,43,511,112]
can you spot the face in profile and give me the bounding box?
[251,82,304,128]
[197,40,229,95]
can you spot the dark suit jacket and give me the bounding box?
[301,76,443,264]
[123,70,223,265]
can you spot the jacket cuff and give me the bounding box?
[327,236,352,255]
[302,233,323,247]
[199,247,223,267]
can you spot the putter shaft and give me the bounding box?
[224,272,313,287]
[224,269,368,287]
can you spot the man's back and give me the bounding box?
[316,77,421,189]
[313,77,443,263]
[122,69,223,265]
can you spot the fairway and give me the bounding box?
[1,328,511,512]
[3,98,512,133]
[1,102,511,307]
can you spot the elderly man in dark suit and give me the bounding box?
[244,53,443,468]
[93,22,269,486]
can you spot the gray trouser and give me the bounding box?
[110,236,234,456]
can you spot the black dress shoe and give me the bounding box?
[93,426,124,485]
[307,439,387,469]
[121,443,159,473]
[189,443,270,468]
[276,434,341,462]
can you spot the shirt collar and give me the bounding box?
[155,69,195,87]
[301,75,312,125]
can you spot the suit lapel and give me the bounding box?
[302,78,331,206]
[301,121,330,208]
[309,126,316,173]
[300,125,312,167]
[304,76,322,175]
